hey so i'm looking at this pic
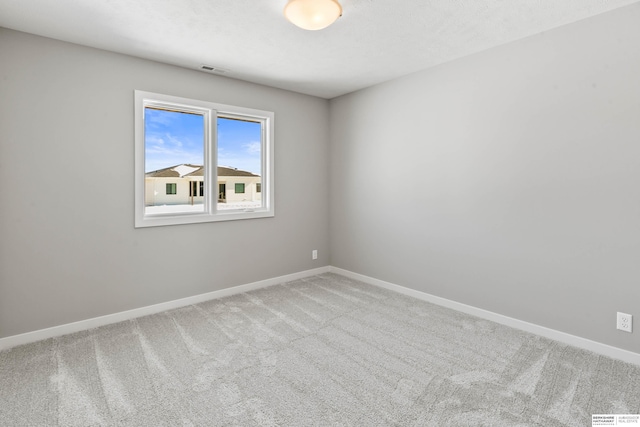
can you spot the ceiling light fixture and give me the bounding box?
[284,0,343,31]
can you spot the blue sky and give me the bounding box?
[145,108,262,174]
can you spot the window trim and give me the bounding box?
[134,90,274,228]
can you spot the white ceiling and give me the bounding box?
[1,0,638,99]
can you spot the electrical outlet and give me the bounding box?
[312,250,318,260]
[617,312,632,333]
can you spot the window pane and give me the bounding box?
[217,116,262,210]
[144,107,205,215]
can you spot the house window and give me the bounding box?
[135,90,274,228]
[256,183,261,193]
[189,181,203,197]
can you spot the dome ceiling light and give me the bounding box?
[284,0,343,31]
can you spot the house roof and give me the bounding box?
[145,164,259,178]
[217,166,260,177]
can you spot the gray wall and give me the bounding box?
[2,4,640,355]
[0,29,330,338]
[329,4,640,353]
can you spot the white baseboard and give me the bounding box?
[330,267,640,366]
[4,265,639,366]
[0,266,331,351]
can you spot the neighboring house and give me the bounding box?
[145,164,261,206]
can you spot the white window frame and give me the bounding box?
[134,90,274,228]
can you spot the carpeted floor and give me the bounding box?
[1,273,639,426]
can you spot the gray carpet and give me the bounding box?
[1,273,640,426]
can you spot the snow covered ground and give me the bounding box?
[145,201,262,214]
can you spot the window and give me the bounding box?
[189,181,203,197]
[135,91,274,227]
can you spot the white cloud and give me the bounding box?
[243,141,261,155]
[145,132,203,171]
[145,109,177,127]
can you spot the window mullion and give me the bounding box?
[206,109,217,214]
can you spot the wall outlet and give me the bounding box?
[312,250,318,260]
[617,312,632,333]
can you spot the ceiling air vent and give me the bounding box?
[200,65,229,74]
